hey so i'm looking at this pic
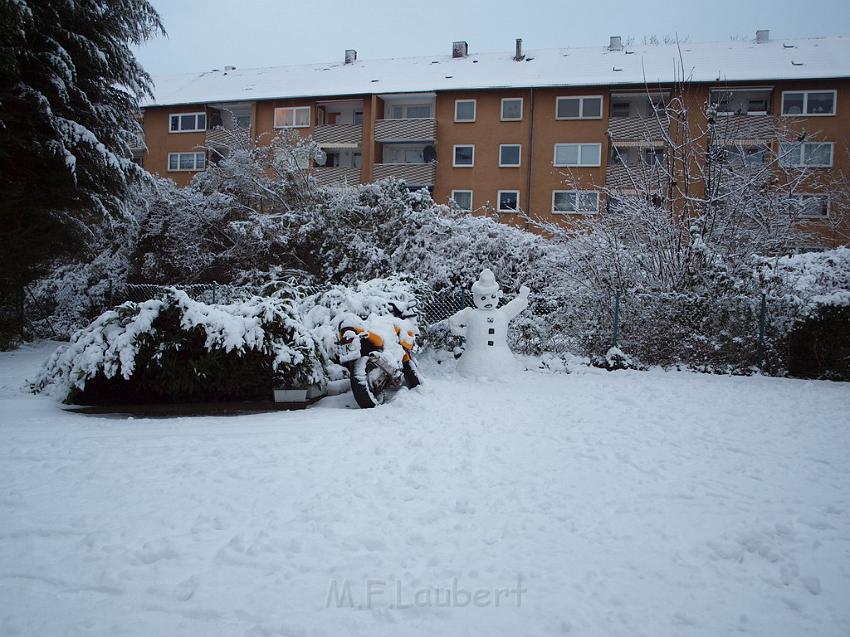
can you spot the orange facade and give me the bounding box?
[140,79,850,245]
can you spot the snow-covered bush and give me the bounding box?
[590,347,646,371]
[33,290,324,404]
[758,248,850,379]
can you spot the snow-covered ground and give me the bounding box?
[1,342,848,637]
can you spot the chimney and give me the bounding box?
[756,29,770,44]
[514,38,524,61]
[452,41,468,58]
[344,49,357,64]
[608,36,623,51]
[224,65,236,71]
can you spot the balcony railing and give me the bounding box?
[313,124,362,146]
[608,116,667,142]
[373,162,435,186]
[605,163,670,192]
[374,118,436,142]
[312,166,361,187]
[708,114,775,142]
[205,126,252,148]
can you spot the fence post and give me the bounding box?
[756,292,767,366]
[612,291,621,349]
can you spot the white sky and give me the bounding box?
[134,0,850,76]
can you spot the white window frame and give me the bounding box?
[500,98,524,121]
[551,190,600,215]
[779,142,834,168]
[454,99,476,122]
[499,144,522,167]
[273,106,311,129]
[553,143,602,167]
[497,190,521,213]
[167,151,206,172]
[453,144,475,167]
[451,190,473,211]
[169,112,206,133]
[555,95,604,120]
[780,90,837,117]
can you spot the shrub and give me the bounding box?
[33,290,324,404]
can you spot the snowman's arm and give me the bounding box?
[447,308,470,336]
[500,292,529,321]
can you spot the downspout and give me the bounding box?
[525,87,535,228]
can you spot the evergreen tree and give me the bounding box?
[0,0,163,285]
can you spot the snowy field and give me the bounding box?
[0,343,848,637]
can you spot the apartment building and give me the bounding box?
[139,33,850,245]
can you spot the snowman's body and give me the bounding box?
[448,269,529,379]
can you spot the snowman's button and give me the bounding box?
[487,341,494,346]
[488,328,494,334]
[487,317,494,323]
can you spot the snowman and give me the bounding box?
[448,268,530,378]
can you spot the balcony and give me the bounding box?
[312,166,361,187]
[374,118,436,143]
[608,116,667,142]
[205,126,252,149]
[313,124,362,147]
[708,114,775,143]
[373,162,435,187]
[606,163,669,192]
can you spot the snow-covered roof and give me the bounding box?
[144,36,850,108]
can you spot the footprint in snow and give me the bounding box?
[173,576,197,601]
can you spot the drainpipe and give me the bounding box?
[525,87,535,227]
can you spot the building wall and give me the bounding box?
[140,78,850,246]
[434,89,531,219]
[142,103,208,187]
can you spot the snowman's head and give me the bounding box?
[471,268,502,310]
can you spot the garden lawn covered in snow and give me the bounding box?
[1,343,849,637]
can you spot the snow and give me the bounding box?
[143,36,850,107]
[2,342,850,636]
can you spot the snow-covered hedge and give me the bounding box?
[24,131,850,379]
[33,290,324,403]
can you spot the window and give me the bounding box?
[389,103,433,119]
[451,190,473,210]
[719,145,767,167]
[167,152,206,171]
[779,142,834,167]
[455,100,476,122]
[709,89,772,115]
[781,90,836,116]
[611,101,630,118]
[556,96,603,119]
[497,190,520,213]
[800,194,830,217]
[747,97,769,114]
[553,143,602,167]
[453,144,475,167]
[499,144,521,167]
[384,145,424,164]
[641,148,665,165]
[786,194,830,218]
[501,98,523,121]
[273,106,311,128]
[552,190,599,214]
[169,112,206,133]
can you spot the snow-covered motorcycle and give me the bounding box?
[337,302,422,408]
